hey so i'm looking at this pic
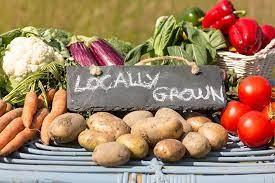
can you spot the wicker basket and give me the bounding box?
[217,39,275,79]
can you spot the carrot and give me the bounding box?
[30,108,49,129]
[0,108,49,156]
[37,88,57,109]
[0,108,23,133]
[0,117,24,149]
[0,100,7,117]
[41,89,67,145]
[5,103,13,113]
[0,129,33,156]
[22,91,38,128]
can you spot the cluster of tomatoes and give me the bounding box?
[221,76,274,148]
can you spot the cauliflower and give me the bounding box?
[3,36,64,83]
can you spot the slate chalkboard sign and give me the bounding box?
[67,66,226,112]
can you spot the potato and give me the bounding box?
[155,108,192,134]
[131,117,183,146]
[92,142,130,167]
[186,114,212,132]
[182,132,211,158]
[87,112,130,139]
[123,111,153,127]
[116,134,149,159]
[198,123,228,150]
[154,139,185,162]
[48,113,86,144]
[78,129,115,151]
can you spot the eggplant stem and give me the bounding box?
[136,56,200,75]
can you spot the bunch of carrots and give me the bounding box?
[0,88,67,156]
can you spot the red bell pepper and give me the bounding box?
[229,18,263,55]
[202,0,239,34]
[261,25,275,48]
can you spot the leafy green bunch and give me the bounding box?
[125,15,227,66]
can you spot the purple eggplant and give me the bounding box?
[89,37,124,66]
[68,37,98,67]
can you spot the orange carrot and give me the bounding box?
[0,100,7,117]
[0,108,23,133]
[22,91,38,128]
[31,108,49,129]
[37,88,57,109]
[0,129,34,156]
[0,117,24,149]
[5,103,13,113]
[0,108,49,156]
[41,89,67,145]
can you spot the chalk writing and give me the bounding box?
[152,85,224,102]
[74,71,224,103]
[74,72,160,92]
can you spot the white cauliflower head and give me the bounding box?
[3,36,64,82]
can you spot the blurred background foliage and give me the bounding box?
[1,0,274,44]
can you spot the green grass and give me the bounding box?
[0,0,275,43]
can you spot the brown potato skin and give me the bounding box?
[78,129,115,151]
[123,111,153,127]
[92,142,130,167]
[49,113,86,144]
[155,108,192,134]
[154,139,186,162]
[131,117,183,146]
[182,132,211,158]
[87,112,130,139]
[116,134,149,159]
[198,123,228,150]
[186,116,212,132]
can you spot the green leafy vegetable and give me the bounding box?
[207,29,227,50]
[107,37,134,56]
[39,28,72,58]
[125,15,227,66]
[167,46,193,64]
[3,61,65,105]
[153,16,178,56]
[224,69,242,101]
[125,41,153,66]
[185,43,208,65]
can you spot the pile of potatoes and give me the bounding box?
[75,108,228,167]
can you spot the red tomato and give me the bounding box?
[262,102,275,134]
[238,76,272,111]
[221,101,251,134]
[237,111,273,147]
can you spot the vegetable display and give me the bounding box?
[0,0,274,169]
